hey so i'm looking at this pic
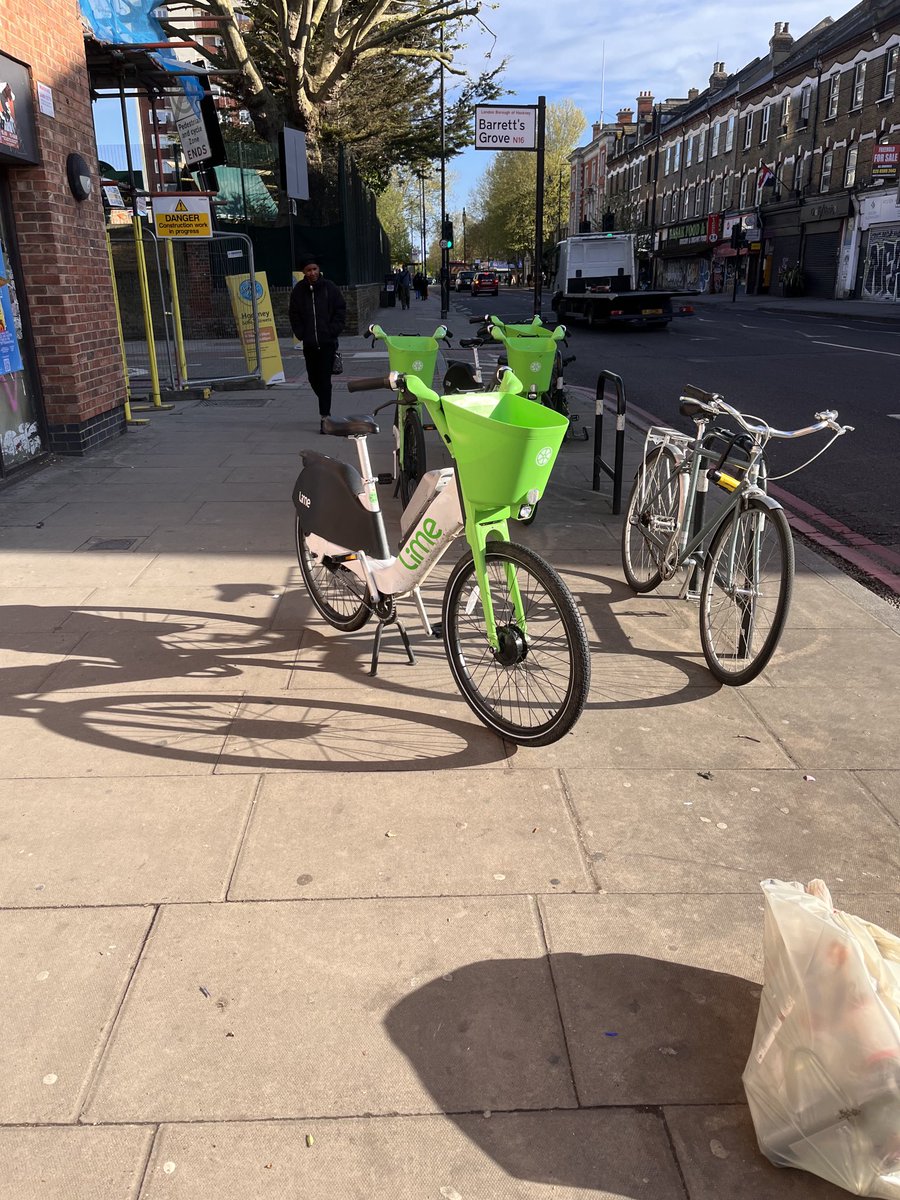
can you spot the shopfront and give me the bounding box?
[799,194,852,300]
[0,50,46,478]
[853,178,900,304]
[655,219,714,293]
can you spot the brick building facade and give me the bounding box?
[0,0,125,481]
[594,0,900,301]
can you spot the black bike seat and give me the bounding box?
[322,414,379,437]
[679,385,721,422]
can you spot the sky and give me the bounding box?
[446,0,861,209]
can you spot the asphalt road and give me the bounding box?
[454,288,900,569]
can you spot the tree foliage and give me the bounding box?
[163,0,504,185]
[466,100,586,264]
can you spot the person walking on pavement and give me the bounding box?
[289,254,346,434]
[396,264,412,310]
[412,270,424,301]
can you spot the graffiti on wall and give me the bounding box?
[861,227,900,302]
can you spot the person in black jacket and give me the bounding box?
[288,255,347,432]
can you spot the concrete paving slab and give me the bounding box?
[0,552,157,588]
[215,691,510,772]
[37,627,301,694]
[229,769,590,900]
[136,527,297,553]
[0,587,96,631]
[84,897,572,1122]
[0,906,152,1122]
[186,502,295,531]
[0,527,96,551]
[72,588,286,627]
[509,687,793,770]
[0,1125,153,1200]
[783,567,897,631]
[562,768,899,893]
[740,626,900,690]
[290,624,456,692]
[133,553,293,588]
[0,776,256,907]
[0,693,239,777]
[741,687,900,769]
[0,630,90,694]
[0,500,65,526]
[140,1110,684,1200]
[38,502,204,533]
[539,893,764,1106]
[103,466,232,486]
[855,771,900,823]
[664,1104,851,1199]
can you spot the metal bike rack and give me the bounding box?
[592,370,627,514]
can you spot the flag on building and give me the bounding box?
[758,164,776,189]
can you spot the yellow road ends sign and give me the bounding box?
[152,194,213,238]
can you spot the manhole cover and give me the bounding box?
[77,537,145,552]
[199,398,270,408]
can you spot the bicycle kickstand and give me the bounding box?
[369,617,417,677]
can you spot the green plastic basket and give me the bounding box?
[499,335,558,394]
[442,391,568,510]
[381,335,440,386]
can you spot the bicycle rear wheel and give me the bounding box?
[398,408,427,508]
[699,498,793,685]
[442,541,590,745]
[296,518,372,632]
[621,445,684,592]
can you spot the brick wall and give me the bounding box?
[0,0,126,453]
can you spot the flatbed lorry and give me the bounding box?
[549,233,676,330]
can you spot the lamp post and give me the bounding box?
[462,206,467,263]
[439,22,449,318]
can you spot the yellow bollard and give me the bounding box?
[165,238,189,389]
[105,230,148,425]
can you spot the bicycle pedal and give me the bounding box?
[377,472,393,485]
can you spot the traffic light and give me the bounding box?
[441,218,454,250]
[730,222,746,251]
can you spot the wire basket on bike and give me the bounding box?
[442,390,568,510]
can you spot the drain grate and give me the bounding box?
[199,398,270,408]
[77,536,145,552]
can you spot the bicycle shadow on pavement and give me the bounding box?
[384,952,792,1195]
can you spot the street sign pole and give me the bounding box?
[533,95,546,317]
[439,25,449,320]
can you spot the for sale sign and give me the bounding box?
[474,105,537,151]
[873,144,899,179]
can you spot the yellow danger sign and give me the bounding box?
[152,194,212,238]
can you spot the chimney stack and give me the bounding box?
[708,61,728,92]
[770,21,794,67]
[636,90,654,119]
[687,87,700,101]
[616,106,634,125]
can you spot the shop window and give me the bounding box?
[827,73,840,118]
[844,144,858,187]
[725,114,735,152]
[760,104,770,143]
[820,149,833,192]
[851,61,866,109]
[883,47,898,98]
[0,196,44,472]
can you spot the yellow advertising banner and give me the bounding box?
[226,271,285,384]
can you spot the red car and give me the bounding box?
[472,271,500,297]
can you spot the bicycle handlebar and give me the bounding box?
[680,388,853,439]
[347,373,395,393]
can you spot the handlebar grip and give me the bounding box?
[469,315,486,324]
[347,375,392,393]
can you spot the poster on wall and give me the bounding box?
[0,242,24,377]
[0,52,40,166]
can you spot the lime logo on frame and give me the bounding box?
[535,447,553,466]
[399,516,443,570]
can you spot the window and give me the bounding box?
[800,84,811,123]
[673,140,681,171]
[827,73,840,118]
[671,190,679,218]
[760,105,770,143]
[851,61,866,109]
[820,149,833,191]
[631,161,641,190]
[694,184,704,216]
[708,179,718,212]
[844,144,858,187]
[783,159,795,191]
[725,114,735,151]
[722,174,732,208]
[697,129,705,162]
[664,146,671,175]
[755,173,764,206]
[884,47,898,98]
[662,193,670,221]
[683,187,691,218]
[780,94,791,130]
[686,136,693,167]
[711,121,721,156]
[743,111,754,149]
[739,173,749,208]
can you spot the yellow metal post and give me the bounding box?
[105,230,148,426]
[165,238,189,389]
[131,214,168,410]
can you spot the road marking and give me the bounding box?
[889,414,900,420]
[812,340,900,357]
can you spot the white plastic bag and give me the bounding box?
[744,879,900,1197]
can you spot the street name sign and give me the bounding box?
[152,195,212,239]
[474,105,537,151]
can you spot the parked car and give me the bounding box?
[454,271,475,292]
[472,270,500,297]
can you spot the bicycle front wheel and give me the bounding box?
[296,518,372,632]
[399,409,427,508]
[621,445,684,592]
[699,498,793,685]
[442,542,590,745]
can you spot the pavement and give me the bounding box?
[0,289,898,1200]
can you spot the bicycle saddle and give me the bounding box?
[321,414,379,437]
[679,385,721,422]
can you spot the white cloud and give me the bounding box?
[448,0,860,205]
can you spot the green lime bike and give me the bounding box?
[292,367,591,745]
[367,323,450,506]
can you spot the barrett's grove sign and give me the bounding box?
[474,105,537,150]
